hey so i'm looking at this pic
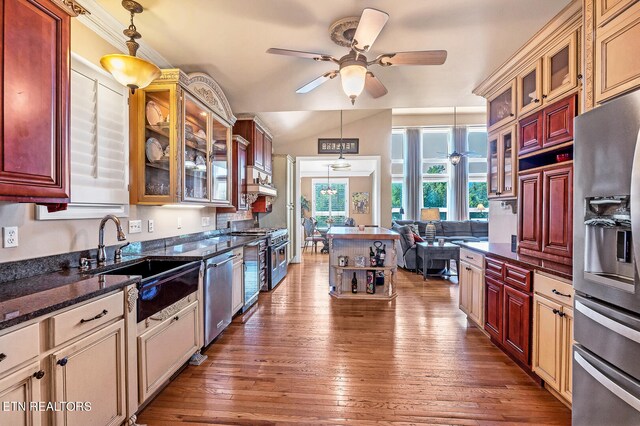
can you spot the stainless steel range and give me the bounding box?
[231,226,290,291]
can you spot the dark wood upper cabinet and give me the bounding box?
[233,118,272,174]
[503,285,532,365]
[518,171,542,252]
[485,276,504,341]
[543,95,576,149]
[225,135,249,211]
[519,111,544,155]
[542,164,573,258]
[0,0,70,203]
[263,134,272,174]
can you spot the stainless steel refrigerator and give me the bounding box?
[573,89,640,425]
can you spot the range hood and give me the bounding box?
[246,167,277,203]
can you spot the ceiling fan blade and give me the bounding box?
[267,48,337,62]
[352,8,389,51]
[295,71,338,94]
[365,72,388,98]
[376,50,448,66]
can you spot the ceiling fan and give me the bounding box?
[267,8,447,105]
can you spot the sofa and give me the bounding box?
[391,220,488,270]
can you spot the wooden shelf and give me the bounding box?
[329,290,397,300]
[185,139,207,154]
[331,266,395,271]
[146,125,170,139]
[147,161,207,178]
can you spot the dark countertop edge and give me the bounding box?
[457,242,573,282]
[0,276,140,331]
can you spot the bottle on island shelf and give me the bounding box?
[366,270,375,294]
[376,271,385,286]
[351,272,358,293]
[369,246,376,267]
[378,244,386,267]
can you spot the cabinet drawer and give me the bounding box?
[460,248,484,269]
[485,257,504,279]
[0,324,39,376]
[50,291,124,347]
[138,300,199,403]
[534,271,573,306]
[504,263,532,292]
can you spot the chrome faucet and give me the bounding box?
[98,215,127,265]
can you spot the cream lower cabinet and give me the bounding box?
[51,320,126,426]
[0,361,43,426]
[232,248,244,314]
[138,299,199,403]
[459,249,485,328]
[532,272,573,404]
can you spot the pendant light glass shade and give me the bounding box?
[340,64,366,105]
[100,54,161,93]
[100,0,161,94]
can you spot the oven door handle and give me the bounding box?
[208,254,239,268]
[273,241,289,251]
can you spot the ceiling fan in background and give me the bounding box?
[267,8,448,105]
[437,107,480,166]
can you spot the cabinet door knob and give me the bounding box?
[33,370,45,380]
[57,357,68,367]
[534,98,540,103]
[558,311,566,317]
[510,113,515,117]
[0,353,6,362]
[578,74,583,80]
[542,94,548,99]
[552,308,559,315]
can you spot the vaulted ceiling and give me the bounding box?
[93,0,572,114]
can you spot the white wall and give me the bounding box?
[0,21,218,263]
[392,112,486,128]
[274,110,393,227]
[488,199,518,243]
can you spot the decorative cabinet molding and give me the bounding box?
[51,0,89,16]
[0,0,71,203]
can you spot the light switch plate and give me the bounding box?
[148,219,154,233]
[2,227,18,248]
[128,220,142,234]
[177,217,182,229]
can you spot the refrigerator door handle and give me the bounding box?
[629,129,640,279]
[575,351,640,412]
[576,300,640,344]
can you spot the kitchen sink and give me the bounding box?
[99,258,202,322]
[99,259,199,281]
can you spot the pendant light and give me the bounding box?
[448,106,463,166]
[331,110,351,170]
[320,165,337,196]
[100,0,161,94]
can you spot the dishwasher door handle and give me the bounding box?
[208,254,238,268]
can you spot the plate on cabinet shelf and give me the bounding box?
[145,137,164,162]
[184,160,196,169]
[146,101,163,126]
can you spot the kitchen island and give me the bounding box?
[327,227,399,300]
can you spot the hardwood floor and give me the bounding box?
[138,253,571,425]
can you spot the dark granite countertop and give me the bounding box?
[458,242,573,282]
[0,234,265,331]
[142,235,264,260]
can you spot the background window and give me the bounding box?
[391,130,405,220]
[422,128,451,220]
[312,179,349,228]
[467,127,489,219]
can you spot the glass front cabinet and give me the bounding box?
[487,124,517,199]
[130,69,236,206]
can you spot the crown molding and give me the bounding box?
[76,0,172,69]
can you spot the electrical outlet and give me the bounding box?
[128,220,142,234]
[148,219,154,233]
[201,216,210,227]
[177,217,182,229]
[2,227,18,248]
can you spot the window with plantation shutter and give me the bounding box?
[36,54,129,220]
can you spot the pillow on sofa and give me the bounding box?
[394,220,415,226]
[470,220,489,237]
[442,221,472,237]
[396,225,415,248]
[413,233,424,242]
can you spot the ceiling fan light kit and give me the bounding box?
[268,7,447,105]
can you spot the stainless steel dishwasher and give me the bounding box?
[204,250,237,346]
